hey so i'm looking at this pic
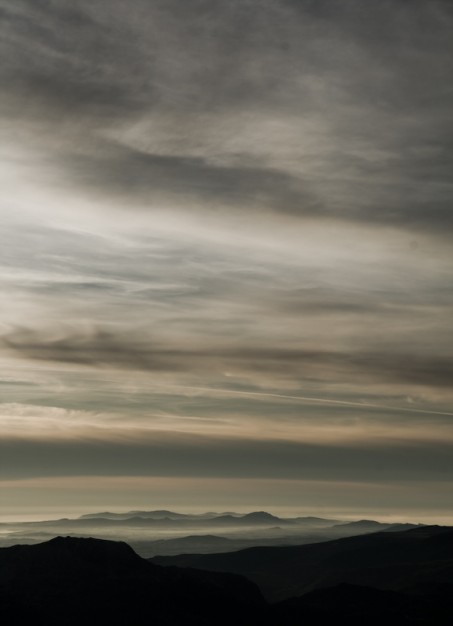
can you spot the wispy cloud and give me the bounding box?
[0,0,452,517]
[1,0,452,230]
[3,326,453,390]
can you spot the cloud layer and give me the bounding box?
[0,0,452,519]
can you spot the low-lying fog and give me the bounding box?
[0,510,421,557]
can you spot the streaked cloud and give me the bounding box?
[3,326,453,391]
[0,0,452,518]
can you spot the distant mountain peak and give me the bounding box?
[79,509,191,521]
[334,519,387,528]
[242,511,280,521]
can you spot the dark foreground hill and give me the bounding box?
[0,536,265,626]
[153,525,453,601]
[2,531,452,626]
[274,581,453,626]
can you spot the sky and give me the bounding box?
[0,0,452,523]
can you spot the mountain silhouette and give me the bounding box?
[208,511,285,526]
[331,519,420,534]
[28,510,296,531]
[2,531,452,625]
[0,536,265,626]
[79,509,198,520]
[153,525,453,602]
[272,581,453,626]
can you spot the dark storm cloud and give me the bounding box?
[1,432,452,482]
[0,0,452,230]
[63,142,322,215]
[0,1,143,117]
[3,326,453,388]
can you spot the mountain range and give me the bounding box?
[153,525,453,602]
[0,536,264,626]
[0,509,423,559]
[1,526,452,625]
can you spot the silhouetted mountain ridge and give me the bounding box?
[0,536,265,626]
[272,582,453,625]
[2,531,452,625]
[79,509,199,520]
[0,535,152,583]
[334,518,387,528]
[153,525,453,601]
[74,509,339,526]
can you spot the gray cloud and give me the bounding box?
[3,326,453,389]
[2,432,453,482]
[0,0,452,230]
[62,142,322,215]
[0,0,452,520]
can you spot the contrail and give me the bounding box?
[150,384,453,417]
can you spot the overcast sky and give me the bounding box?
[1,0,452,522]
